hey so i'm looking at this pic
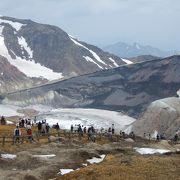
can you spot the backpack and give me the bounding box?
[15,129,20,136]
[27,129,32,135]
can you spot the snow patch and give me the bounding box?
[0,19,25,31]
[17,36,33,58]
[59,169,74,175]
[0,25,4,35]
[121,58,133,64]
[32,154,56,159]
[1,154,17,159]
[134,147,170,155]
[68,34,76,39]
[0,34,63,80]
[87,154,105,164]
[38,108,136,132]
[109,57,119,67]
[83,56,103,69]
[69,35,106,67]
[7,120,14,124]
[82,163,88,166]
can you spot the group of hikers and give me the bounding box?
[143,131,179,142]
[0,115,179,144]
[70,124,97,142]
[70,123,128,142]
[14,118,34,143]
[13,117,62,143]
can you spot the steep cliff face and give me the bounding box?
[131,97,180,138]
[0,16,124,83]
[2,56,180,118]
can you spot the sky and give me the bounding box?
[0,0,179,51]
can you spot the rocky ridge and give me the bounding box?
[2,55,180,118]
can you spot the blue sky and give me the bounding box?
[1,0,179,50]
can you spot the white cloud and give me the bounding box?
[0,0,179,50]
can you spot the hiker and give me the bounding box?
[0,116,6,125]
[91,129,96,143]
[160,133,166,140]
[26,122,32,131]
[143,133,146,138]
[14,126,21,143]
[27,128,33,142]
[83,127,87,134]
[119,130,123,138]
[130,131,135,140]
[46,123,50,134]
[174,133,178,142]
[41,122,46,135]
[108,127,111,134]
[108,127,112,139]
[78,125,83,139]
[100,127,104,134]
[122,131,126,138]
[88,127,92,140]
[71,125,73,133]
[37,121,42,134]
[148,133,151,141]
[56,123,60,131]
[156,134,160,141]
[112,124,115,135]
[21,118,25,127]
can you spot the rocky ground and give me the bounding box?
[0,125,179,180]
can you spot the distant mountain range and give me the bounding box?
[103,42,180,58]
[0,16,125,93]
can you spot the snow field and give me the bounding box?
[0,19,63,81]
[37,108,136,132]
[134,147,171,155]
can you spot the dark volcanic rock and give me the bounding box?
[129,55,159,63]
[3,56,180,118]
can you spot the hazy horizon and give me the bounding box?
[0,0,179,51]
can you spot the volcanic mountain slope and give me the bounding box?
[132,96,180,138]
[0,55,45,93]
[2,55,180,118]
[129,55,159,63]
[0,16,124,83]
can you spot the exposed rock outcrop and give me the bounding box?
[132,97,180,138]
